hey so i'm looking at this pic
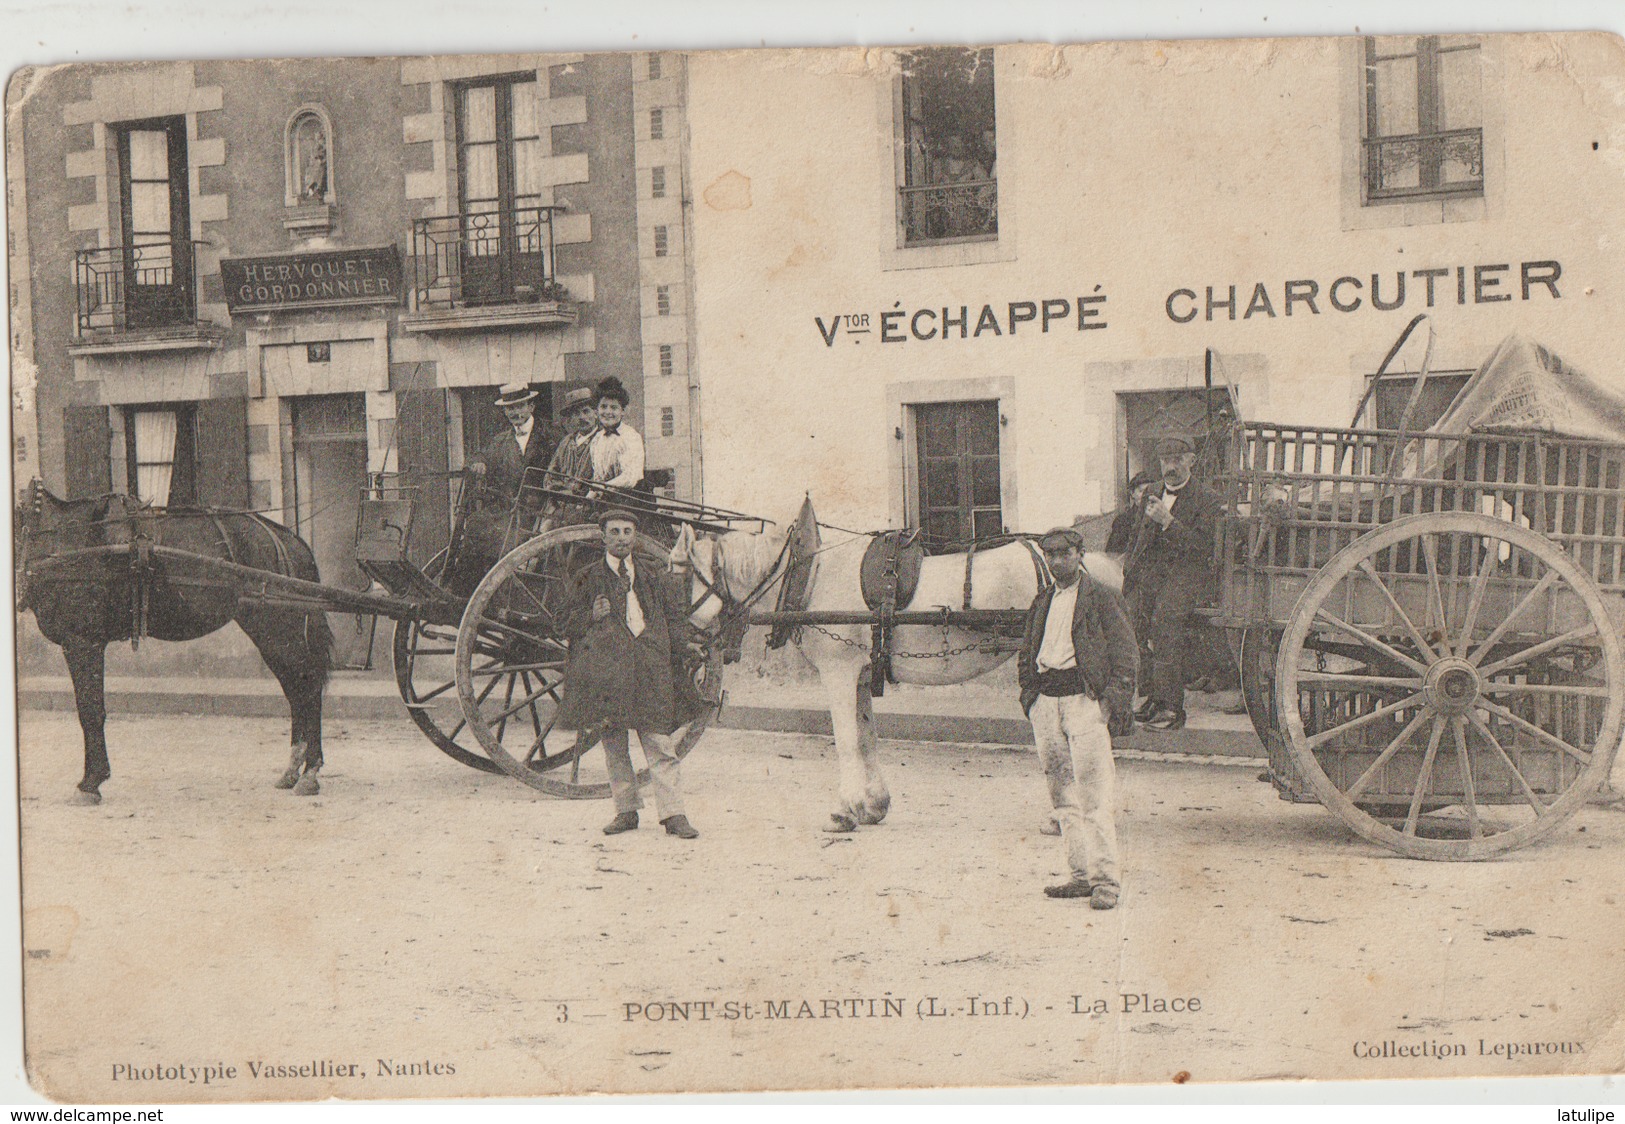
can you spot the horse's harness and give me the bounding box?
[672,531,794,669]
[21,480,301,649]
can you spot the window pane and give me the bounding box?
[129,181,171,235]
[510,78,539,139]
[972,509,1001,540]
[919,408,956,456]
[1371,138,1421,192]
[513,137,542,198]
[971,457,1000,507]
[131,410,177,505]
[463,144,498,204]
[1437,133,1482,189]
[924,464,958,509]
[460,85,497,143]
[1437,47,1482,130]
[924,510,962,546]
[1370,55,1418,136]
[128,130,169,180]
[964,403,999,454]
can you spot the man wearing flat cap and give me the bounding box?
[1123,433,1224,731]
[1018,526,1138,908]
[558,508,699,840]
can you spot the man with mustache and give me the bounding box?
[1124,434,1223,731]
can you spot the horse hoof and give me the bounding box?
[824,813,858,834]
[292,775,320,797]
[274,770,300,790]
[858,795,891,825]
[70,790,102,807]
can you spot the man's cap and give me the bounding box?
[560,386,595,412]
[1155,433,1196,456]
[1038,526,1085,550]
[493,381,539,408]
[598,507,641,530]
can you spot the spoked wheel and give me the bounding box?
[1278,512,1624,860]
[455,525,710,799]
[1238,626,1283,747]
[393,548,503,773]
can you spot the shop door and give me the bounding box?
[292,394,373,669]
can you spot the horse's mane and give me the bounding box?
[715,519,791,594]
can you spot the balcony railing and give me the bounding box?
[411,205,566,311]
[74,240,204,335]
[1364,128,1484,202]
[899,180,998,247]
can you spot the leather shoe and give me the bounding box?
[1143,706,1186,731]
[1090,885,1120,910]
[1039,818,1061,837]
[661,814,699,839]
[602,811,639,835]
[1043,878,1094,899]
[1133,698,1159,722]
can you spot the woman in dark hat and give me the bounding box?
[588,376,645,491]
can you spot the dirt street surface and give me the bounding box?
[17,711,1625,1101]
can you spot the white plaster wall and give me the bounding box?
[685,38,1625,530]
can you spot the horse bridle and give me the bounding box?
[670,532,795,662]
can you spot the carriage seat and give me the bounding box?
[860,530,925,612]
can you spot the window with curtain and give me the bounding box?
[454,75,545,304]
[896,48,998,247]
[124,406,198,506]
[112,116,193,329]
[1363,35,1484,204]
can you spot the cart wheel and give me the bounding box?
[393,548,504,773]
[1238,627,1283,746]
[1277,512,1624,860]
[455,525,703,799]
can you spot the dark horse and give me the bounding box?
[17,479,332,803]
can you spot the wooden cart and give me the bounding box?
[1211,412,1625,859]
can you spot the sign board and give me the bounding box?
[221,246,403,313]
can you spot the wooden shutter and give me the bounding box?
[395,386,450,567]
[195,396,249,508]
[62,405,112,499]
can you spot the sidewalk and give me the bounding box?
[17,672,1265,759]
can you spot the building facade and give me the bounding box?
[682,37,1623,536]
[10,51,699,670]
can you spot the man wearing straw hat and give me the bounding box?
[451,381,555,593]
[467,381,554,506]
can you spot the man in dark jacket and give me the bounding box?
[1018,527,1138,909]
[558,508,699,839]
[1124,434,1223,731]
[451,381,557,595]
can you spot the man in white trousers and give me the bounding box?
[1017,527,1139,908]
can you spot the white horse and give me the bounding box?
[670,501,1124,831]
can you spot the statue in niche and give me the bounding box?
[294,115,328,202]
